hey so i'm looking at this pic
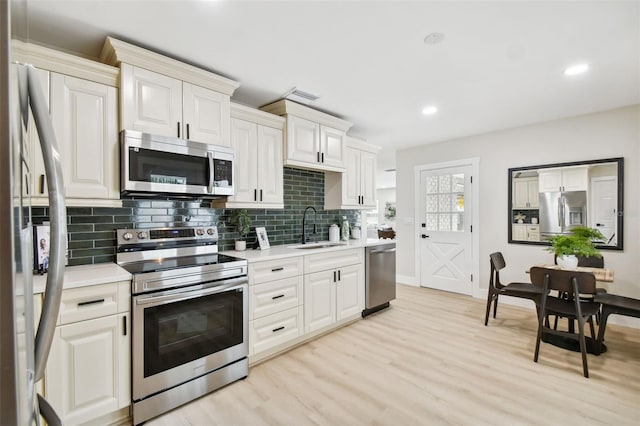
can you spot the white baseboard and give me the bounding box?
[397,274,418,287]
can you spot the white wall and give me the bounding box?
[396,105,640,324]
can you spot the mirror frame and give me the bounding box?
[508,157,624,250]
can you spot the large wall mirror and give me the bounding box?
[508,157,623,250]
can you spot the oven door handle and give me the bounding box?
[135,278,247,307]
[207,151,215,194]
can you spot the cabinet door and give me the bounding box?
[304,270,336,333]
[50,73,118,199]
[526,179,539,208]
[538,170,562,192]
[360,150,377,207]
[561,167,588,191]
[342,146,361,206]
[229,118,258,203]
[25,68,50,200]
[183,82,230,146]
[46,313,130,425]
[286,115,320,165]
[512,179,531,208]
[257,125,284,204]
[120,64,182,137]
[319,125,345,168]
[512,224,527,240]
[336,264,363,320]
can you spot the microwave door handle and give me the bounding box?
[207,152,215,194]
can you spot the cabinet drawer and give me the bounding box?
[304,248,363,274]
[250,276,303,320]
[58,282,128,325]
[249,257,302,285]
[250,306,303,355]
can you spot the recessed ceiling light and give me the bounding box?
[564,63,589,76]
[422,106,438,115]
[424,32,445,45]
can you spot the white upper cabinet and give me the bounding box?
[13,41,120,206]
[101,37,239,145]
[121,64,231,145]
[51,73,118,200]
[214,103,285,209]
[260,99,352,173]
[538,166,588,192]
[120,64,182,137]
[512,177,539,209]
[325,136,378,209]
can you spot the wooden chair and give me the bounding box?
[553,254,606,325]
[485,252,542,326]
[530,267,600,378]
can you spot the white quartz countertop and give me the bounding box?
[32,263,132,294]
[222,238,395,263]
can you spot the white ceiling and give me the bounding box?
[22,0,640,154]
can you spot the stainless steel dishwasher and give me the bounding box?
[363,242,396,317]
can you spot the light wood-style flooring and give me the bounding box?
[149,284,640,425]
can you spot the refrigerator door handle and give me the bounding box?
[27,65,67,383]
[557,198,563,227]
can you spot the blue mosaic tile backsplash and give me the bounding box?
[32,167,361,266]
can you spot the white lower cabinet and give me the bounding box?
[44,281,130,425]
[304,249,364,333]
[248,258,304,358]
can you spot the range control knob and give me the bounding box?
[122,232,133,241]
[137,232,148,239]
[206,228,215,235]
[196,228,204,236]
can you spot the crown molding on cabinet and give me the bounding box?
[12,40,119,87]
[260,99,353,132]
[345,135,380,153]
[231,103,285,130]
[100,37,240,96]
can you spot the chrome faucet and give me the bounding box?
[301,206,317,244]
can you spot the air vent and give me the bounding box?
[284,87,319,105]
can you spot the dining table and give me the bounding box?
[527,264,615,355]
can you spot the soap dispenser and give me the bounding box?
[340,216,350,241]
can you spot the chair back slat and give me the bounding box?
[530,267,596,295]
[489,252,506,271]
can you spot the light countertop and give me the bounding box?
[32,263,132,294]
[222,238,395,263]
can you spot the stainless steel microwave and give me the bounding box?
[121,130,234,198]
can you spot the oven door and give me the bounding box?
[132,277,248,401]
[122,130,214,196]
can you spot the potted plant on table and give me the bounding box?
[545,226,605,269]
[228,209,252,251]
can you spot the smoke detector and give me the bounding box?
[283,87,319,105]
[424,32,445,45]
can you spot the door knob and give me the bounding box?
[421,234,429,239]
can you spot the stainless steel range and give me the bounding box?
[116,226,248,425]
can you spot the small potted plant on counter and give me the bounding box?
[545,226,605,269]
[228,209,252,251]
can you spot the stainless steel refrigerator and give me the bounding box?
[538,190,587,239]
[1,1,66,424]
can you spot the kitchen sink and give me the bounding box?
[290,242,348,250]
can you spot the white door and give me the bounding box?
[182,82,230,146]
[590,176,617,245]
[120,64,182,137]
[304,270,336,333]
[257,125,283,204]
[229,118,258,203]
[319,125,345,168]
[336,264,363,320]
[343,146,361,206]
[287,115,320,164]
[360,150,377,207]
[419,166,473,295]
[51,73,118,200]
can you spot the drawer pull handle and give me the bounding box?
[272,326,285,333]
[77,298,105,307]
[123,316,127,336]
[271,267,284,272]
[272,294,285,300]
